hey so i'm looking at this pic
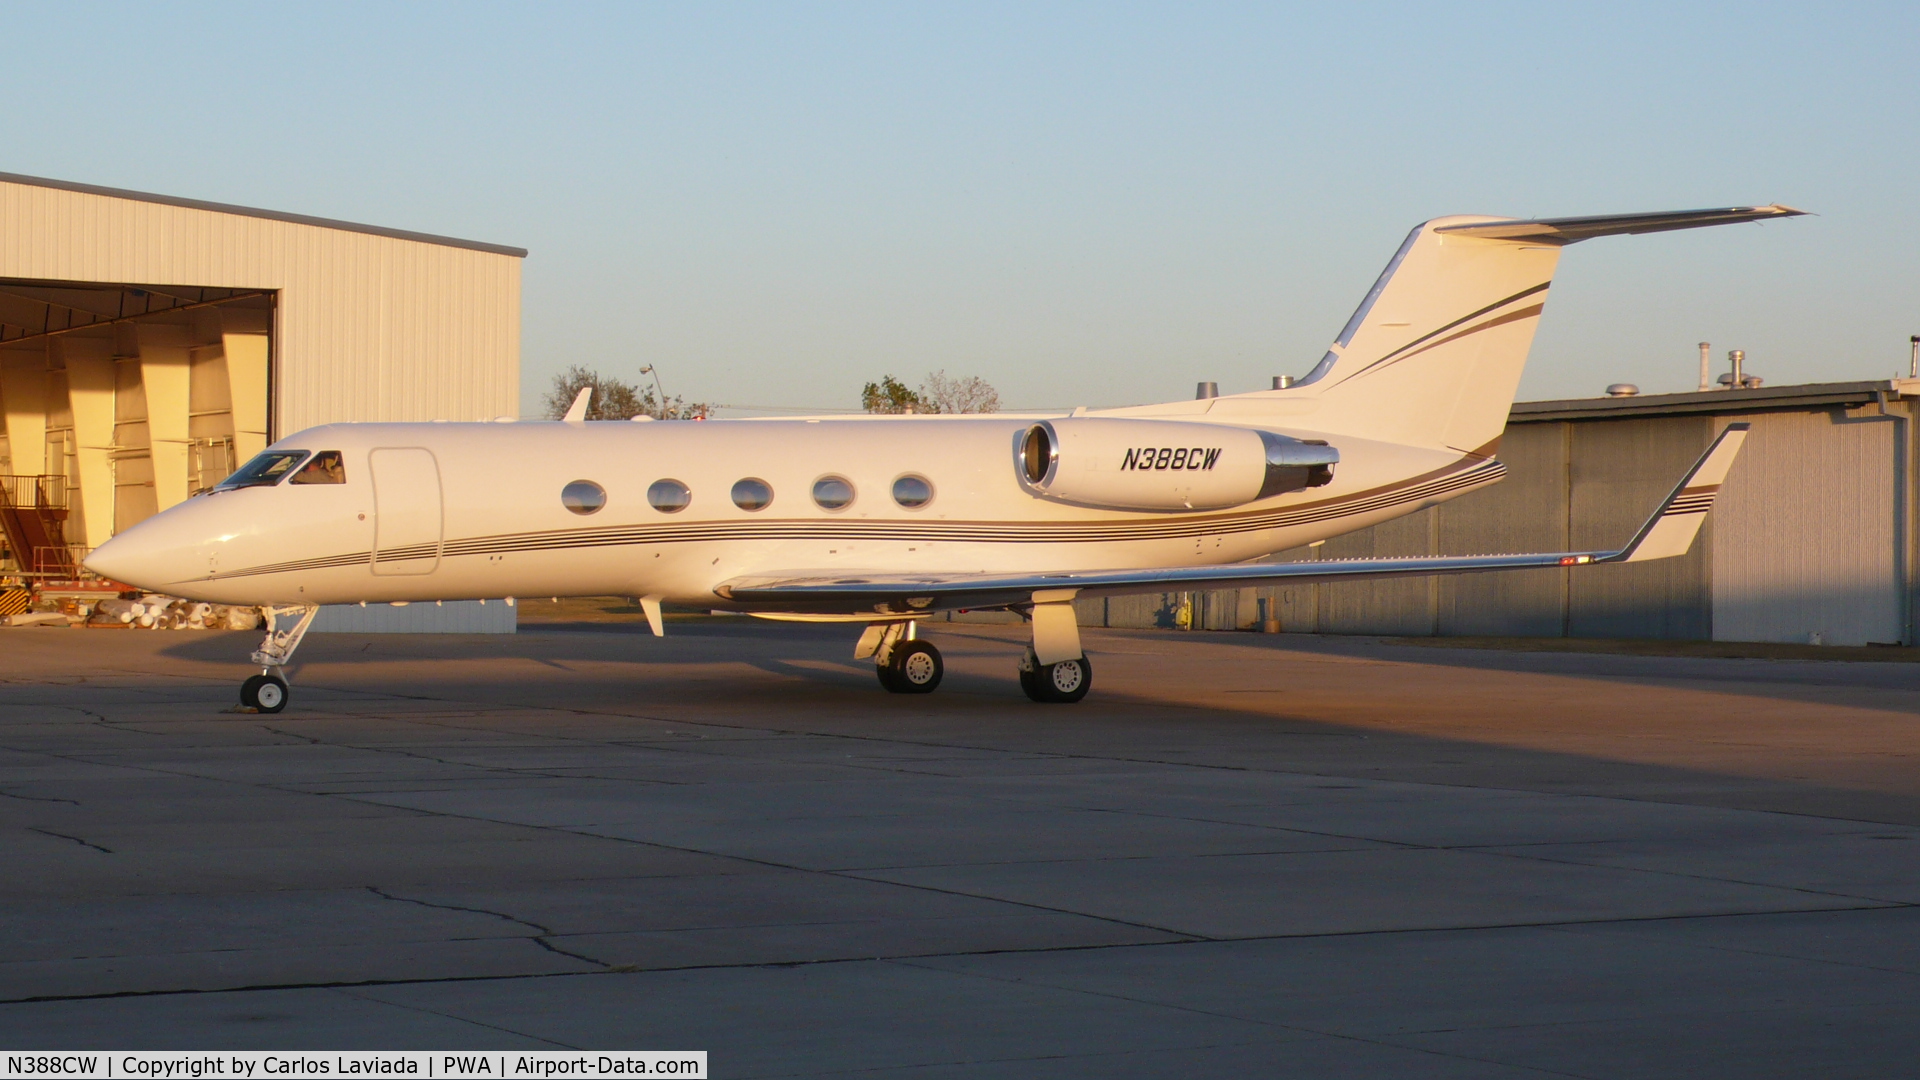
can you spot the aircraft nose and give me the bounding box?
[83,507,215,591]
[83,531,167,589]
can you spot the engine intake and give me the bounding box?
[1016,419,1336,512]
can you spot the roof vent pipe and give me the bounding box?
[1729,349,1745,390]
[1273,375,1295,389]
[1195,381,1219,400]
[1909,335,1917,379]
[1606,384,1639,397]
[1699,342,1712,391]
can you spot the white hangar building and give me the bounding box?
[0,172,524,631]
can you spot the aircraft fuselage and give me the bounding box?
[89,413,1486,610]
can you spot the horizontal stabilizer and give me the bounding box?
[1436,205,1805,244]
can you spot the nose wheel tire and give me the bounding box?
[241,673,289,713]
[1019,653,1091,703]
[878,640,943,694]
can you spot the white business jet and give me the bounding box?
[85,206,1798,712]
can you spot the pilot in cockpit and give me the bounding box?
[289,450,346,485]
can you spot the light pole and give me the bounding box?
[639,365,668,417]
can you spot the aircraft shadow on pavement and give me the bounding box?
[138,620,1920,827]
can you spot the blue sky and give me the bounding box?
[2,2,1914,412]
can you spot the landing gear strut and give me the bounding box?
[1019,589,1091,703]
[243,604,318,713]
[857,619,943,694]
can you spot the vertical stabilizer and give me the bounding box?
[1285,205,1803,456]
[1295,217,1562,455]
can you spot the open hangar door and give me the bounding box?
[0,281,273,575]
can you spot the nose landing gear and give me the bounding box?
[241,672,290,712]
[241,604,317,713]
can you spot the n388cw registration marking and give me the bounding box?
[1121,447,1221,471]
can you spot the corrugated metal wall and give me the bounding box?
[1436,421,1569,636]
[1565,418,1713,639]
[1711,408,1904,645]
[0,181,521,433]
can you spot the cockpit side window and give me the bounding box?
[288,451,347,485]
[216,450,310,490]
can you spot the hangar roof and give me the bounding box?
[0,171,526,258]
[1511,380,1905,423]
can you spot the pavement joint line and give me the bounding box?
[1448,843,1920,908]
[0,788,79,805]
[329,984,582,1050]
[1383,995,1920,1040]
[0,901,1906,1009]
[734,1032,1597,1080]
[816,844,1390,873]
[882,959,1607,1080]
[1014,820,1920,912]
[1540,910,1920,979]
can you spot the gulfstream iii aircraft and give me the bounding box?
[85,205,1798,712]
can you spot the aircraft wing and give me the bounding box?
[715,425,1749,615]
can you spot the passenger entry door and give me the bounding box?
[369,448,443,575]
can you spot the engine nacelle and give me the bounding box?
[1015,418,1337,512]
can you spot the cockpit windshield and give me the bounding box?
[216,450,310,490]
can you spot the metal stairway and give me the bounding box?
[0,475,76,578]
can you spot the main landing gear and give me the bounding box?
[859,621,944,694]
[1018,650,1092,703]
[853,587,1094,702]
[241,604,318,713]
[1017,588,1092,704]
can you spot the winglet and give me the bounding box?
[1606,423,1749,563]
[563,386,593,422]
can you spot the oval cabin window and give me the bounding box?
[648,478,691,514]
[731,478,774,512]
[892,474,934,509]
[561,480,606,515]
[812,476,855,511]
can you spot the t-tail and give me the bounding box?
[1281,206,1804,456]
